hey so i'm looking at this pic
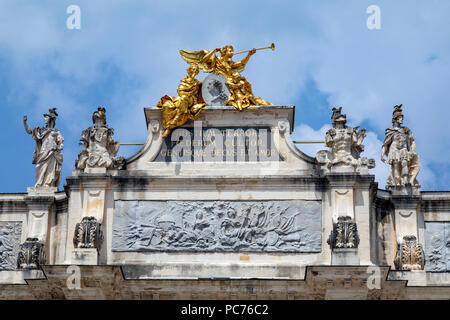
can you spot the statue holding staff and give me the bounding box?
[23,108,64,188]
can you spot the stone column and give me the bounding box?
[389,186,425,270]
[18,187,56,269]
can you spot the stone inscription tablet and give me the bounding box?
[154,126,282,162]
[112,200,321,253]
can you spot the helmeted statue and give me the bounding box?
[75,107,124,170]
[316,107,375,172]
[23,108,64,188]
[381,105,420,187]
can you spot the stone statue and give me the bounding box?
[316,107,375,172]
[75,107,125,170]
[23,108,64,188]
[381,105,420,187]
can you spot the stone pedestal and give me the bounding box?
[65,172,108,264]
[389,186,424,270]
[72,248,98,265]
[331,248,359,265]
[24,187,56,242]
[326,169,373,265]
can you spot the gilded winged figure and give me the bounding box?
[156,45,272,137]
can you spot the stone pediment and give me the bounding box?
[126,105,318,177]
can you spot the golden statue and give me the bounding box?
[157,65,205,137]
[156,44,274,137]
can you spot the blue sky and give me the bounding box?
[0,0,449,192]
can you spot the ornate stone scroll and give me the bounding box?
[381,104,420,187]
[17,238,44,270]
[394,235,425,270]
[328,216,359,249]
[316,107,374,173]
[0,222,22,270]
[76,107,125,171]
[23,108,64,188]
[73,216,102,249]
[112,200,322,253]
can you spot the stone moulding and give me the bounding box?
[112,200,322,253]
[424,222,449,272]
[0,222,22,270]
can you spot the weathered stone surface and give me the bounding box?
[17,238,44,270]
[112,200,321,252]
[331,248,359,265]
[425,222,450,272]
[72,248,98,265]
[0,222,22,270]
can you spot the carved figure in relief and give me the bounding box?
[23,108,64,188]
[381,105,420,187]
[113,201,321,252]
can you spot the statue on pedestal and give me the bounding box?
[76,107,124,170]
[381,105,420,187]
[23,108,64,188]
[316,107,375,172]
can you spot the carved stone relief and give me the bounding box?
[328,216,359,249]
[394,235,425,270]
[112,200,322,252]
[17,237,44,270]
[73,216,102,249]
[0,222,22,270]
[425,222,450,272]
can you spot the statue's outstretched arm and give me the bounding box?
[23,115,32,134]
[232,49,256,69]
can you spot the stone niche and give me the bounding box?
[112,200,322,253]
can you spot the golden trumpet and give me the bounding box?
[235,43,275,55]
